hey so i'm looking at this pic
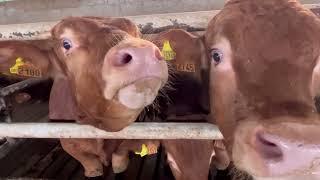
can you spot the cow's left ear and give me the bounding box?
[0,40,80,121]
[49,77,79,121]
[149,29,210,115]
[151,29,208,71]
[0,40,51,79]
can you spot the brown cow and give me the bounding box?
[0,17,168,177]
[153,29,230,180]
[204,0,320,179]
[104,29,230,180]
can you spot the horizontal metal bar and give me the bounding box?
[304,3,320,9]
[0,77,49,97]
[0,3,318,40]
[0,123,224,140]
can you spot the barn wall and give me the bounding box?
[0,0,318,25]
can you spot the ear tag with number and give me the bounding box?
[9,57,24,74]
[9,57,42,77]
[161,40,176,61]
[134,143,158,157]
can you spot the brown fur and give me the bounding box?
[146,29,230,180]
[152,29,210,116]
[205,0,320,179]
[152,29,229,180]
[104,29,231,180]
[162,140,214,180]
[0,16,167,177]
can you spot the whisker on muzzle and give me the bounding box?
[135,64,176,123]
[229,165,253,180]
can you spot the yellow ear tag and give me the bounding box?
[161,40,176,61]
[9,57,25,74]
[9,57,42,77]
[135,144,149,157]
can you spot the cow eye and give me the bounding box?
[62,39,72,50]
[211,49,223,65]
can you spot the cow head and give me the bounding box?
[205,0,320,179]
[0,17,168,131]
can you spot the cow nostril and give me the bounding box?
[256,133,283,162]
[120,53,132,65]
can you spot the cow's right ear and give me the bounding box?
[149,29,210,115]
[0,40,52,79]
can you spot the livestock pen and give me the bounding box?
[0,1,319,180]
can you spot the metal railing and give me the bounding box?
[0,3,319,140]
[0,123,223,140]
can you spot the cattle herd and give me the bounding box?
[1,0,320,179]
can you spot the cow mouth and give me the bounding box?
[80,75,167,131]
[116,76,164,110]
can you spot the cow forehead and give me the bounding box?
[207,0,320,74]
[52,18,99,36]
[206,0,320,107]
[52,17,126,39]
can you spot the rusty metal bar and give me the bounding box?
[0,78,49,97]
[0,3,318,141]
[0,78,49,124]
[0,123,224,140]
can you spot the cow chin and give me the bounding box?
[98,117,137,132]
[117,77,163,110]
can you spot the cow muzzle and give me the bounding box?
[102,38,168,109]
[233,115,320,178]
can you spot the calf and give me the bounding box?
[0,17,168,177]
[107,29,231,180]
[204,0,320,179]
[151,29,230,180]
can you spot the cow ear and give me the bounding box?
[49,77,79,121]
[0,40,52,79]
[0,40,77,121]
[150,29,210,115]
[151,29,210,78]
